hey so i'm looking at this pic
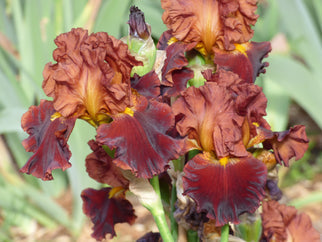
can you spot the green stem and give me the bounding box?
[187,230,198,242]
[220,224,229,242]
[170,184,178,241]
[150,176,174,242]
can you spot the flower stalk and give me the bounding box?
[220,224,229,242]
[150,175,174,242]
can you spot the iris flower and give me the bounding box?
[21,27,184,181]
[160,0,272,84]
[172,70,308,226]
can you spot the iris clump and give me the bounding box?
[19,1,319,241]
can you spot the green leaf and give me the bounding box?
[263,78,290,131]
[288,192,322,208]
[66,119,99,234]
[266,54,322,129]
[94,0,132,38]
[276,0,322,74]
[0,107,26,133]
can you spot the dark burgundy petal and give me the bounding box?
[183,153,267,226]
[137,232,162,242]
[157,30,173,50]
[21,100,75,180]
[81,187,136,240]
[160,42,194,97]
[214,42,272,83]
[161,67,194,97]
[131,71,160,99]
[128,6,150,40]
[85,140,129,187]
[261,125,309,166]
[96,95,184,178]
[161,42,190,86]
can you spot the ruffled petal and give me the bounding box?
[259,125,309,166]
[183,153,267,226]
[172,82,246,157]
[131,71,160,99]
[261,200,288,241]
[214,41,272,83]
[21,100,75,180]
[81,187,136,240]
[203,69,269,130]
[287,212,321,242]
[261,200,320,242]
[43,28,141,122]
[96,95,184,178]
[85,140,129,187]
[161,0,258,55]
[161,42,194,97]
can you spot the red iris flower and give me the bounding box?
[21,27,185,181]
[172,70,309,226]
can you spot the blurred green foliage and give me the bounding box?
[0,0,321,240]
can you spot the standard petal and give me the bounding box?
[21,100,75,180]
[161,0,258,55]
[172,82,246,157]
[96,95,184,178]
[81,187,136,240]
[183,154,267,226]
[42,28,141,123]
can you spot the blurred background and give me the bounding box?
[0,0,321,241]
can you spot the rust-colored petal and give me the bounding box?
[21,100,75,180]
[161,0,258,55]
[203,68,245,87]
[131,71,160,99]
[214,41,272,83]
[172,82,246,158]
[261,200,320,242]
[287,212,321,242]
[183,153,267,226]
[261,200,288,241]
[85,140,129,188]
[203,69,269,130]
[96,95,184,178]
[258,125,309,166]
[43,28,141,123]
[81,187,136,240]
